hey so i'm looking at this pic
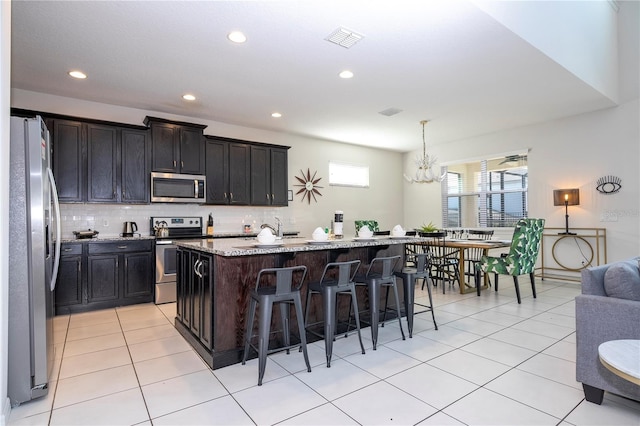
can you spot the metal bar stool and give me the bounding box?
[304,260,365,367]
[242,266,311,385]
[353,255,405,350]
[393,252,438,337]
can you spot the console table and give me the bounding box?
[538,227,607,282]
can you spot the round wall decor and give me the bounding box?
[294,168,323,204]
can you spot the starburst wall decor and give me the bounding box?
[294,168,323,204]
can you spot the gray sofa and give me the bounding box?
[576,257,640,404]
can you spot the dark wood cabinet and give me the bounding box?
[228,142,251,205]
[87,254,119,302]
[270,148,288,206]
[146,117,206,174]
[250,145,270,205]
[55,240,153,314]
[87,124,118,203]
[250,145,288,206]
[51,118,149,204]
[53,120,84,202]
[205,138,229,204]
[122,252,154,299]
[121,128,150,203]
[55,243,84,309]
[205,137,250,205]
[176,247,214,351]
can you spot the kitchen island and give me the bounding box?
[174,235,421,369]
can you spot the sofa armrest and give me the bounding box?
[575,294,640,401]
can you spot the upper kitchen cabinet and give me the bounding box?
[120,128,151,203]
[145,116,207,175]
[205,136,250,205]
[250,145,289,206]
[50,117,150,204]
[86,124,118,203]
[53,120,84,202]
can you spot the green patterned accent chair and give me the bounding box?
[478,218,545,304]
[354,220,379,233]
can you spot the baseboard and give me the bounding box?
[1,396,11,426]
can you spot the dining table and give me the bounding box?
[417,238,512,294]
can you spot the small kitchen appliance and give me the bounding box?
[122,221,138,237]
[151,216,204,304]
[150,172,206,203]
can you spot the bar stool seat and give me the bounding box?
[354,255,405,350]
[393,253,437,337]
[304,260,365,367]
[242,266,311,385]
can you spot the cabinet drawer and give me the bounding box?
[60,243,83,256]
[88,240,152,254]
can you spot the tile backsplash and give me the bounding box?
[59,203,294,238]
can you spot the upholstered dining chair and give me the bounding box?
[476,218,545,304]
[354,220,379,233]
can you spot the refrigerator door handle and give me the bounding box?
[48,168,61,291]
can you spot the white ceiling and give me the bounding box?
[10,0,618,152]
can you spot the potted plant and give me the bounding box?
[418,221,438,233]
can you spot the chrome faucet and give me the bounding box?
[260,217,283,238]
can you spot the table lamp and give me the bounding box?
[553,189,579,235]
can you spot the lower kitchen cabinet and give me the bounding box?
[176,247,214,350]
[55,240,154,314]
[55,243,84,309]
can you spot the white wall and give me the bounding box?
[11,89,405,238]
[403,1,640,263]
[1,2,11,424]
[431,99,639,262]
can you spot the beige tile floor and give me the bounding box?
[8,279,640,425]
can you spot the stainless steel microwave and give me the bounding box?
[150,172,206,203]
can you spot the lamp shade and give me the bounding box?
[553,188,580,206]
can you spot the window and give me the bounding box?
[441,154,528,228]
[329,161,369,188]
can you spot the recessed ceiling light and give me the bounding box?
[271,112,282,118]
[182,94,196,101]
[68,70,87,79]
[339,70,354,79]
[228,31,247,43]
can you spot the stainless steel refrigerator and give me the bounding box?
[8,116,61,406]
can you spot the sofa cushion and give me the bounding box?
[603,260,640,301]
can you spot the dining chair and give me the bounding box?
[420,231,461,294]
[464,229,494,283]
[476,218,545,303]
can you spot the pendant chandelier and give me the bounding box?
[404,120,445,184]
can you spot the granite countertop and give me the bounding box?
[176,235,423,257]
[207,231,300,238]
[61,235,156,243]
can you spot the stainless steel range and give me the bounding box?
[152,216,204,304]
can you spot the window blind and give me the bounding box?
[441,155,528,228]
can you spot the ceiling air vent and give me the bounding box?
[378,108,403,117]
[325,27,363,48]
